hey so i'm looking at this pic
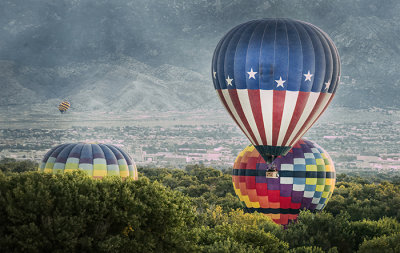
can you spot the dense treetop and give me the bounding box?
[0,159,399,252]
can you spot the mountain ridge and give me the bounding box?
[0,57,219,112]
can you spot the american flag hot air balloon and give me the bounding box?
[212,19,340,163]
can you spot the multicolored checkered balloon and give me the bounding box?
[232,138,335,225]
[38,143,138,180]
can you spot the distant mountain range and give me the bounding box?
[0,58,219,112]
[0,54,398,112]
[0,0,400,111]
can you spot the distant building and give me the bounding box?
[356,155,400,170]
[163,155,188,164]
[132,147,144,162]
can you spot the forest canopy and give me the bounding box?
[0,159,399,252]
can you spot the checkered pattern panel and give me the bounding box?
[232,138,336,225]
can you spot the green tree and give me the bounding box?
[358,233,400,253]
[288,246,325,253]
[284,211,353,253]
[325,181,400,222]
[186,164,222,181]
[0,171,196,253]
[201,238,264,253]
[138,165,242,212]
[0,158,38,173]
[349,217,400,250]
[195,207,288,252]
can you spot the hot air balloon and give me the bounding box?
[212,19,340,163]
[38,143,138,180]
[58,100,71,114]
[232,138,335,225]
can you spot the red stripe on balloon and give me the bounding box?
[248,89,267,144]
[302,93,336,136]
[290,92,329,146]
[228,89,259,146]
[281,91,310,147]
[216,89,241,128]
[272,90,286,146]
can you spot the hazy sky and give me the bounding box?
[0,0,399,109]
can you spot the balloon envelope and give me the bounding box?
[212,18,340,162]
[58,101,71,113]
[232,138,336,225]
[38,143,138,180]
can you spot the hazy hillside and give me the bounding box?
[0,61,42,106]
[0,0,400,111]
[0,58,218,112]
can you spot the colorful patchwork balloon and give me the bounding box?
[232,138,335,225]
[212,18,340,163]
[38,143,138,180]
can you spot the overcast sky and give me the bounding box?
[0,0,399,108]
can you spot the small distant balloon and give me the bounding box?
[232,138,336,225]
[58,101,70,113]
[38,143,138,180]
[212,18,341,163]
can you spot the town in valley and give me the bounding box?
[1,107,399,173]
